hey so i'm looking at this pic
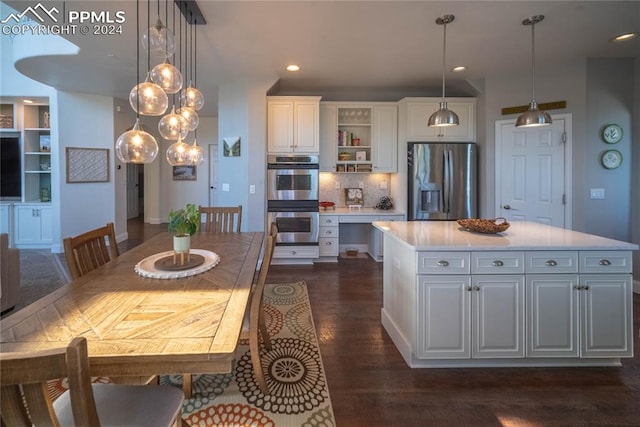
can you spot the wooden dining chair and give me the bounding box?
[63,222,119,279]
[0,337,184,427]
[249,233,277,394]
[199,205,242,233]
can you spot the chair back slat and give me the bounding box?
[199,206,242,233]
[64,223,119,279]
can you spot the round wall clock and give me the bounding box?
[601,149,622,169]
[602,124,623,144]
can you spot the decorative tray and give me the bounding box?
[135,249,220,279]
[457,217,510,234]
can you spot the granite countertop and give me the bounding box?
[372,220,639,251]
[320,207,405,216]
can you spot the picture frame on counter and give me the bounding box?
[345,187,364,206]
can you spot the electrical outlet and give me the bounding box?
[334,181,340,189]
[358,181,364,189]
[590,188,605,199]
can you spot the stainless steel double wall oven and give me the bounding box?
[266,154,319,245]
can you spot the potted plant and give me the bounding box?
[168,203,200,263]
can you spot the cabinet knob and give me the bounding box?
[466,286,473,292]
[291,250,297,255]
[473,286,480,291]
[599,259,611,266]
[437,260,449,267]
[492,260,504,267]
[326,241,332,245]
[545,260,558,267]
[326,230,332,235]
[583,285,590,291]
[573,285,581,290]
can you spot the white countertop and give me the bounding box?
[372,220,639,251]
[320,207,405,216]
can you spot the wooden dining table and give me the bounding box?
[1,231,264,383]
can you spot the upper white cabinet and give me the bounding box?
[320,102,397,173]
[267,96,321,153]
[403,97,476,142]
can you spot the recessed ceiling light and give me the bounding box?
[611,32,638,42]
[451,66,466,72]
[23,99,34,104]
[286,64,301,72]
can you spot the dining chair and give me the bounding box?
[63,222,119,280]
[0,337,184,427]
[249,233,277,394]
[199,205,242,233]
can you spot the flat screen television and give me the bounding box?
[1,136,21,200]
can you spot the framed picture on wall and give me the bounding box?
[173,165,197,181]
[66,147,109,183]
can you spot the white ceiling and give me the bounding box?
[4,1,640,117]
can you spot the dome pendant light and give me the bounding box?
[177,105,199,131]
[158,105,188,140]
[428,14,459,128]
[116,0,158,164]
[166,135,192,166]
[129,72,168,116]
[516,15,552,128]
[151,59,183,94]
[186,137,205,166]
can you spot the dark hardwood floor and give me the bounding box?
[17,217,640,425]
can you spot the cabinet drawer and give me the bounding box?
[319,226,339,238]
[471,251,524,274]
[579,251,632,274]
[526,251,578,274]
[319,238,339,256]
[377,215,404,221]
[417,252,470,274]
[274,246,319,258]
[339,215,378,223]
[320,215,339,226]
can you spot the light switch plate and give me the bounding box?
[249,185,255,194]
[222,183,230,192]
[590,188,605,199]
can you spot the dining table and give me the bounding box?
[0,230,264,388]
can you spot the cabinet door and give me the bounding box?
[293,101,319,152]
[526,274,579,357]
[0,204,9,235]
[417,275,471,359]
[267,100,294,152]
[39,206,52,243]
[319,104,337,171]
[580,274,633,357]
[472,275,525,358]
[406,102,438,140]
[14,205,43,244]
[371,105,397,172]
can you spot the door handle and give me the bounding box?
[503,204,512,210]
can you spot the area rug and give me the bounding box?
[48,281,336,427]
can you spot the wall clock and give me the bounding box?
[601,149,622,169]
[602,124,623,144]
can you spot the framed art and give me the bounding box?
[345,187,364,206]
[223,136,241,157]
[173,165,197,181]
[601,149,622,170]
[601,124,622,144]
[66,147,109,183]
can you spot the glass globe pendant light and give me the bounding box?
[129,73,168,116]
[516,15,552,128]
[166,135,192,166]
[180,17,204,111]
[116,0,158,164]
[142,0,175,59]
[428,14,459,127]
[177,105,199,131]
[185,135,204,166]
[116,118,159,163]
[158,105,188,140]
[151,59,183,94]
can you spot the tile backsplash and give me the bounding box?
[319,173,392,208]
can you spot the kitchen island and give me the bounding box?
[372,220,638,368]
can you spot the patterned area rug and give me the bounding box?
[48,281,335,426]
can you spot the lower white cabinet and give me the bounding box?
[417,274,525,359]
[14,204,52,247]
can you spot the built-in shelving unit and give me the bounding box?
[336,106,373,172]
[23,104,51,202]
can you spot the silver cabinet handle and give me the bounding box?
[326,241,332,245]
[326,230,332,235]
[545,260,558,267]
[599,259,611,266]
[492,260,504,267]
[466,286,473,292]
[437,260,450,267]
[473,286,480,291]
[583,286,590,291]
[291,250,297,255]
[573,285,581,290]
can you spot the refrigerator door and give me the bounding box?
[408,142,448,220]
[447,143,477,219]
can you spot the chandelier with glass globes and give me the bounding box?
[116,0,205,167]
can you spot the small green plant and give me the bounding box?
[168,203,200,236]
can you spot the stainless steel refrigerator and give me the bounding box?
[408,142,477,220]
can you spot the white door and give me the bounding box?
[495,114,571,227]
[126,163,139,219]
[208,144,219,206]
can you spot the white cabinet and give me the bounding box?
[404,98,476,142]
[318,215,339,258]
[0,204,10,236]
[320,102,397,173]
[267,96,321,153]
[319,104,337,172]
[371,105,397,172]
[14,204,52,247]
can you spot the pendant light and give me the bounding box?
[177,14,199,131]
[428,14,459,128]
[116,0,158,164]
[166,135,193,166]
[186,135,205,166]
[142,0,175,59]
[180,12,204,111]
[151,59,183,94]
[516,15,552,128]
[158,105,188,140]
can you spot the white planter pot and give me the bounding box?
[173,235,191,253]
